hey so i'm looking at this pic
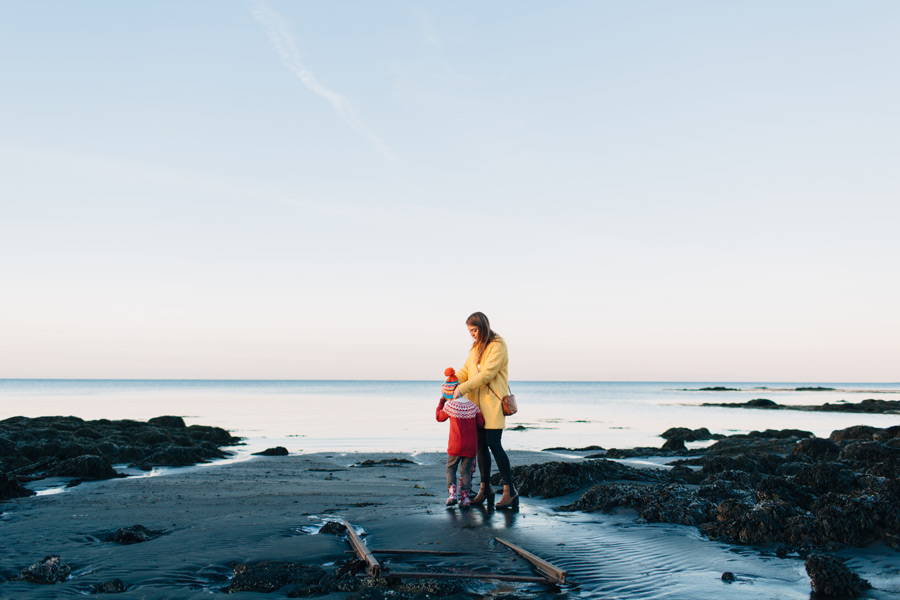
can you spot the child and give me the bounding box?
[436,367,484,508]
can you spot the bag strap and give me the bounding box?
[475,352,511,401]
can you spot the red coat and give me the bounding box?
[436,398,484,457]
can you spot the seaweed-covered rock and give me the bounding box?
[660,438,686,452]
[702,500,800,544]
[660,427,718,442]
[812,492,893,547]
[19,555,71,584]
[0,416,240,491]
[830,426,879,443]
[755,475,815,509]
[791,437,840,461]
[318,521,347,536]
[561,482,716,526]
[148,416,186,428]
[47,455,120,480]
[110,525,161,544]
[497,459,663,498]
[805,554,871,597]
[0,472,35,500]
[352,458,415,468]
[700,453,782,478]
[229,561,326,593]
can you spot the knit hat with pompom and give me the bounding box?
[441,367,459,399]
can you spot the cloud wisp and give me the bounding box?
[250,0,395,163]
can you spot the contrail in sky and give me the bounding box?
[250,0,395,162]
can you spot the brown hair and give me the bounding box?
[467,312,498,362]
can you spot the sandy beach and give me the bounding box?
[4,442,898,599]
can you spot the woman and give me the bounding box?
[453,312,518,509]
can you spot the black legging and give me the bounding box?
[477,428,513,488]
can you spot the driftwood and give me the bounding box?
[495,537,568,584]
[372,549,464,556]
[341,519,381,577]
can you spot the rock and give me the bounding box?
[830,425,879,443]
[666,465,704,485]
[90,578,126,594]
[747,398,778,408]
[721,571,736,582]
[253,446,289,456]
[47,455,120,479]
[140,445,209,467]
[0,472,35,500]
[499,459,663,498]
[228,561,326,593]
[791,437,840,461]
[701,453,781,478]
[661,438,686,452]
[839,441,900,464]
[805,554,871,596]
[19,555,71,584]
[561,482,716,526]
[318,521,347,536]
[110,524,161,544]
[755,475,815,509]
[0,416,240,490]
[148,416,186,428]
[186,424,237,445]
[661,427,717,441]
[792,463,860,495]
[352,459,415,467]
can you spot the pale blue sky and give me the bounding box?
[2,1,898,381]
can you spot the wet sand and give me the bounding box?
[1,451,898,599]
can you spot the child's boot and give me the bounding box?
[458,478,470,509]
[445,484,458,507]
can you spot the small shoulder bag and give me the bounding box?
[491,384,518,416]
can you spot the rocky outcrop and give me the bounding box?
[490,459,665,498]
[0,416,241,495]
[805,554,871,596]
[541,426,900,552]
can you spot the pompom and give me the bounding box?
[444,367,455,377]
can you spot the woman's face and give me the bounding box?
[467,324,479,342]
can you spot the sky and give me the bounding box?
[1,1,898,382]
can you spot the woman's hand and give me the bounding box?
[453,388,463,399]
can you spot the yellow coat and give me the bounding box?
[456,336,509,430]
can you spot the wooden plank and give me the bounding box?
[342,519,381,577]
[384,570,549,584]
[371,549,465,556]
[494,537,567,584]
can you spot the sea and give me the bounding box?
[1,379,898,457]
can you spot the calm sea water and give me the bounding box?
[1,380,898,456]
